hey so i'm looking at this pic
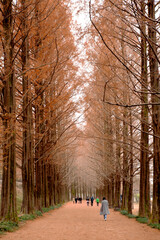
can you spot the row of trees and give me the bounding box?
[0,0,159,226]
[0,0,81,221]
[84,0,160,224]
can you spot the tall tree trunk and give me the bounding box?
[48,164,54,206]
[114,117,121,208]
[139,0,150,218]
[121,94,129,210]
[21,0,34,214]
[121,27,129,211]
[128,109,133,214]
[1,0,17,221]
[148,0,160,223]
[34,0,43,210]
[139,1,150,217]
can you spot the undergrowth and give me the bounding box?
[120,210,136,218]
[136,217,148,224]
[42,206,55,213]
[0,204,62,235]
[120,210,128,215]
[119,210,160,230]
[19,214,36,221]
[0,221,18,234]
[127,214,136,218]
[148,223,160,230]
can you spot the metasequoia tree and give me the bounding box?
[83,46,123,206]
[88,0,160,222]
[120,27,130,211]
[138,0,150,218]
[0,0,81,219]
[19,0,34,214]
[30,0,79,210]
[148,0,160,223]
[87,0,132,212]
[0,0,17,221]
[114,116,121,208]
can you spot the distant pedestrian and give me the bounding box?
[96,197,99,206]
[91,196,94,206]
[86,196,90,206]
[120,194,122,204]
[73,197,75,204]
[75,197,77,204]
[100,197,110,221]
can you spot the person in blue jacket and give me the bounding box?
[91,196,94,206]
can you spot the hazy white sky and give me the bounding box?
[69,0,92,129]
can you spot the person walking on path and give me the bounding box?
[86,196,90,206]
[100,197,110,221]
[91,196,94,206]
[96,197,99,206]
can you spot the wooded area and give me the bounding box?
[0,0,160,225]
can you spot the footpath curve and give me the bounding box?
[1,201,160,240]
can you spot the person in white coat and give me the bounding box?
[100,197,110,221]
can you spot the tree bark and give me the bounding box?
[121,91,129,210]
[1,0,17,221]
[148,0,160,223]
[114,117,121,208]
[139,0,150,218]
[34,0,43,210]
[128,109,133,214]
[21,0,34,214]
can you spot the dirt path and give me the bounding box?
[1,201,160,240]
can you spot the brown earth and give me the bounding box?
[1,201,160,240]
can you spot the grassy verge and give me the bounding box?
[0,222,19,235]
[136,217,148,224]
[148,223,160,230]
[119,210,160,230]
[0,204,62,235]
[120,210,137,218]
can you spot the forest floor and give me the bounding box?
[1,201,160,240]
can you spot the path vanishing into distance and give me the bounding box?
[1,202,160,240]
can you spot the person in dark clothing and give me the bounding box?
[79,197,82,203]
[91,196,94,206]
[86,196,90,206]
[75,197,77,204]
